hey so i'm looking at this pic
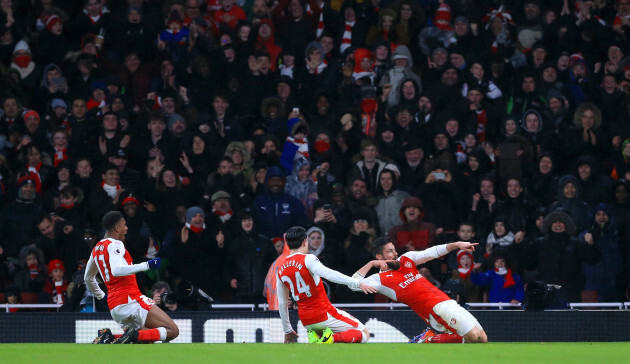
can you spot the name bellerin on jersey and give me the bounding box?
[278,260,304,275]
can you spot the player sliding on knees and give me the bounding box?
[352,237,488,343]
[85,211,179,344]
[277,226,378,344]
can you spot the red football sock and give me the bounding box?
[430,333,464,343]
[332,329,363,343]
[113,334,122,339]
[138,328,161,342]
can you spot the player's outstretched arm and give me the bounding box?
[108,242,160,277]
[305,255,368,291]
[406,241,478,266]
[447,241,478,253]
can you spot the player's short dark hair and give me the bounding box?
[285,226,307,249]
[102,211,124,232]
[369,236,390,257]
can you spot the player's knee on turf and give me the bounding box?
[167,322,179,340]
[361,327,370,343]
[463,327,487,343]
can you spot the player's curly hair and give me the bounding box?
[285,226,307,249]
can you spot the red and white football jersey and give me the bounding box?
[277,253,333,325]
[362,247,451,321]
[90,238,145,309]
[276,253,360,330]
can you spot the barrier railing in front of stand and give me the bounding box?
[257,302,630,311]
[4,302,630,312]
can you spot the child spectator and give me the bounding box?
[486,216,517,256]
[43,259,69,304]
[285,157,318,213]
[13,246,48,295]
[471,252,524,304]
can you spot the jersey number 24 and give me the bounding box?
[281,272,312,301]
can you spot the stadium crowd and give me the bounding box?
[0,0,630,310]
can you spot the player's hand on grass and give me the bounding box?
[148,257,161,270]
[284,331,298,343]
[359,282,378,294]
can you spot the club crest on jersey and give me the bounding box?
[450,318,457,326]
[281,203,290,214]
[404,261,412,268]
[115,248,121,254]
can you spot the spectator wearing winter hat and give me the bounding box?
[388,196,437,254]
[10,40,42,96]
[37,63,69,112]
[543,88,570,134]
[380,45,422,107]
[173,205,227,301]
[37,13,72,66]
[13,246,48,295]
[208,190,234,232]
[446,222,483,303]
[18,109,47,152]
[0,172,45,259]
[374,168,409,235]
[108,148,141,195]
[43,259,69,304]
[225,208,277,303]
[167,113,187,138]
[352,48,376,85]
[579,203,624,302]
[513,209,600,304]
[294,41,337,107]
[252,165,308,239]
[256,19,282,71]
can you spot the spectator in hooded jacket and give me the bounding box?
[224,209,277,303]
[379,45,422,107]
[550,175,591,233]
[374,168,409,235]
[579,204,624,302]
[513,209,600,304]
[388,196,436,254]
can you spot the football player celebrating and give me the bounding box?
[277,226,378,344]
[85,211,179,344]
[352,237,488,343]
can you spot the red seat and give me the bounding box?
[21,292,39,304]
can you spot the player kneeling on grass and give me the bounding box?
[277,226,378,344]
[352,237,488,343]
[85,211,179,344]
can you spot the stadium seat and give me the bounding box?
[581,290,598,305]
[0,293,4,303]
[21,293,39,304]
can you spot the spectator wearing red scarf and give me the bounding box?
[471,251,524,304]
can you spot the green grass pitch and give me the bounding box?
[2,343,629,363]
